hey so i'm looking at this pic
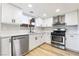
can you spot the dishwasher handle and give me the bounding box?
[13,37,26,40]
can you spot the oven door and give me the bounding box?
[51,35,65,45]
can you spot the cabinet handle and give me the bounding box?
[70,35,74,37]
[12,19,14,23]
[35,37,37,40]
[14,19,15,23]
[12,19,15,23]
[41,36,42,38]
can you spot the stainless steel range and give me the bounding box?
[51,28,66,49]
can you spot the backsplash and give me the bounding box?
[66,25,79,34]
[34,27,53,32]
[1,23,29,33]
[1,23,53,33]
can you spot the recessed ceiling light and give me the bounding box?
[43,13,47,16]
[28,4,32,8]
[56,9,60,12]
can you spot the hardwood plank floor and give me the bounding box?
[26,43,79,56]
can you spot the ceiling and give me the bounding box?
[12,3,79,18]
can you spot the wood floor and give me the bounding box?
[26,43,79,56]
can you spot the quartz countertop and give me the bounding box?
[0,31,51,38]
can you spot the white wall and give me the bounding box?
[78,10,79,32]
[0,3,2,32]
[0,3,2,55]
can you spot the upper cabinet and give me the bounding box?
[35,18,43,27]
[65,11,78,25]
[35,17,53,27]
[2,4,30,25]
[2,4,14,24]
[42,17,53,27]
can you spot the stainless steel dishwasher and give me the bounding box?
[11,35,29,56]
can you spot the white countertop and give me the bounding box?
[0,31,51,38]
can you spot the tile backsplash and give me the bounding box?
[1,23,53,33]
[66,25,79,34]
[1,23,29,33]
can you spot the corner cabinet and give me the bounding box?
[65,11,78,25]
[0,37,11,56]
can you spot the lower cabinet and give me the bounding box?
[0,37,11,56]
[43,33,51,44]
[29,34,44,50]
[46,33,51,44]
[29,34,39,50]
[29,33,51,50]
[66,34,79,52]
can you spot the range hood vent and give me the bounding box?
[53,15,65,26]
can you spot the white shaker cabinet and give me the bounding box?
[2,4,20,24]
[44,33,51,44]
[29,34,44,50]
[29,34,40,50]
[45,18,53,27]
[41,32,51,44]
[2,4,29,25]
[66,34,79,52]
[35,18,43,27]
[2,4,14,24]
[65,11,78,25]
[0,37,11,56]
[42,18,53,27]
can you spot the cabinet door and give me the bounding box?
[45,33,51,44]
[29,35,38,50]
[2,4,14,24]
[13,7,30,24]
[65,11,78,25]
[37,34,43,45]
[1,37,11,56]
[45,18,53,27]
[66,35,74,49]
[35,18,42,27]
[29,35,35,50]
[2,4,27,24]
[13,7,22,24]
[40,34,45,44]
[66,35,79,51]
[42,20,47,27]
[70,11,78,25]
